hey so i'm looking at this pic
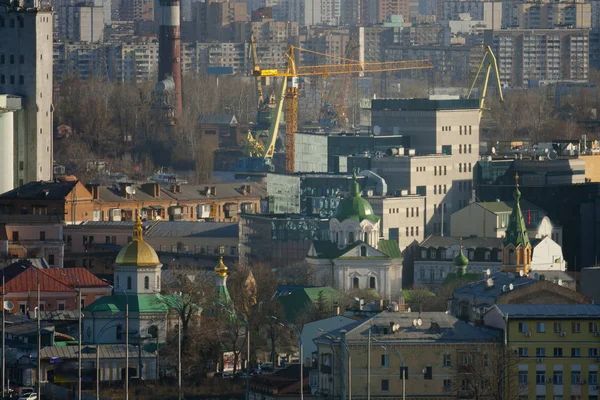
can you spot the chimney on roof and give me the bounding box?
[246,184,252,194]
[211,186,217,196]
[205,186,211,196]
[85,183,99,200]
[141,183,160,198]
[175,184,182,194]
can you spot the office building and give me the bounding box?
[0,0,53,189]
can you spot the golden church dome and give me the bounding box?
[115,216,160,267]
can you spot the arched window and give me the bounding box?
[352,277,359,289]
[127,276,132,290]
[369,277,376,289]
[364,232,368,243]
[348,232,355,243]
[148,325,159,339]
[361,246,367,257]
[144,276,149,290]
[508,248,516,264]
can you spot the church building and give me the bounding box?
[306,171,403,299]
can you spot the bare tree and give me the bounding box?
[452,343,521,400]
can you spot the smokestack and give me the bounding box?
[158,0,183,117]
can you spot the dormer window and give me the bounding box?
[430,249,436,259]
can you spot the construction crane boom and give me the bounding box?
[468,45,504,121]
[249,32,264,105]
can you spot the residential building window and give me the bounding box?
[443,185,447,194]
[536,348,546,357]
[352,277,359,289]
[459,164,462,173]
[416,227,419,236]
[12,231,18,241]
[468,144,472,153]
[483,355,489,367]
[572,322,580,333]
[105,236,110,243]
[554,322,562,332]
[127,276,132,290]
[571,370,581,384]
[406,208,409,217]
[589,371,598,385]
[411,207,414,217]
[553,370,563,384]
[518,371,528,385]
[444,166,447,175]
[144,276,149,290]
[485,251,491,260]
[18,302,26,314]
[57,301,65,311]
[554,348,563,357]
[369,277,376,289]
[537,322,545,333]
[381,354,389,367]
[571,348,581,357]
[518,322,529,333]
[424,366,432,379]
[430,249,436,259]
[48,254,54,265]
[434,166,437,176]
[39,231,45,241]
[518,347,528,357]
[443,353,451,367]
[536,371,546,384]
[420,249,427,259]
[589,348,599,357]
[381,379,389,391]
[590,322,599,333]
[116,324,123,340]
[434,185,437,195]
[459,144,462,154]
[443,379,452,391]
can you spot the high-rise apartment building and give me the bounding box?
[0,0,53,189]
[485,29,589,87]
[191,0,248,41]
[376,0,409,23]
[503,1,591,29]
[59,3,104,42]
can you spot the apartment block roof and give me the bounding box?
[319,311,497,344]
[0,181,78,200]
[420,235,504,250]
[40,344,155,360]
[1,266,110,293]
[494,304,600,319]
[144,221,238,238]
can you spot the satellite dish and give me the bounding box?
[486,269,491,277]
[486,278,494,287]
[407,307,412,313]
[548,150,558,160]
[373,125,381,135]
[558,279,563,286]
[491,147,496,155]
[412,319,418,327]
[131,188,136,195]
[125,186,134,195]
[509,283,514,291]
[417,318,423,326]
[4,301,13,311]
[519,270,524,277]
[502,285,507,292]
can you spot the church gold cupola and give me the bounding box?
[502,173,532,274]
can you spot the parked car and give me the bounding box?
[212,371,232,379]
[17,394,36,400]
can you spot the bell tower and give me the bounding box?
[502,173,532,274]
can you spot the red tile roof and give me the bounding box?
[3,267,110,293]
[44,268,110,288]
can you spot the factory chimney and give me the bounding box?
[158,0,183,117]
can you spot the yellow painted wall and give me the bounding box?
[507,318,600,399]
[581,155,600,182]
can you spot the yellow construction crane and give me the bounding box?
[254,46,434,172]
[468,45,505,121]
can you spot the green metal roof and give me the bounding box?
[84,294,169,314]
[277,287,340,322]
[378,240,402,259]
[503,186,531,248]
[335,170,380,224]
[310,241,353,259]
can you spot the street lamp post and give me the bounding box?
[62,271,82,400]
[1,268,5,399]
[115,286,129,400]
[319,329,352,400]
[95,320,122,400]
[178,313,182,400]
[270,316,303,400]
[23,267,41,400]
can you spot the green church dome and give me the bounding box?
[335,170,380,224]
[454,249,469,268]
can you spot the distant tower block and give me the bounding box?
[158,0,182,117]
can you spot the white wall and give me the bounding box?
[530,236,566,271]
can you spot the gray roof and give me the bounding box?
[199,114,237,126]
[454,272,536,300]
[534,270,575,282]
[495,304,600,319]
[420,235,503,250]
[40,344,155,360]
[0,181,78,200]
[320,311,498,344]
[145,221,238,238]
